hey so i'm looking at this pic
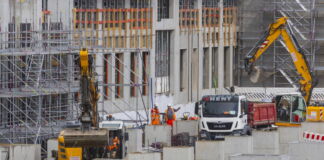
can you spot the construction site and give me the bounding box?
[1,0,324,159]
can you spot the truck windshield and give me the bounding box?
[203,101,238,117]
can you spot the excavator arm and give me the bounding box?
[244,17,314,105]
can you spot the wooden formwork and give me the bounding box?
[73,8,153,49]
[201,7,237,47]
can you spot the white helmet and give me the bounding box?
[154,103,158,107]
[167,104,172,107]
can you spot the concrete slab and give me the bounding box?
[224,136,253,160]
[126,128,143,153]
[173,120,199,136]
[195,141,224,160]
[278,127,300,154]
[163,147,194,160]
[144,125,172,147]
[126,152,161,160]
[230,154,289,160]
[288,142,324,160]
[253,131,279,154]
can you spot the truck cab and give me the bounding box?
[195,95,250,140]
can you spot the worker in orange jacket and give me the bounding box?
[164,104,181,126]
[151,104,161,125]
[107,136,120,158]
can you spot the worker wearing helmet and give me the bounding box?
[151,103,161,125]
[107,136,120,158]
[164,104,181,126]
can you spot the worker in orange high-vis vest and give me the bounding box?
[151,104,161,125]
[164,104,181,126]
[107,136,120,158]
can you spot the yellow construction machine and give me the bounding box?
[58,49,109,160]
[244,17,320,126]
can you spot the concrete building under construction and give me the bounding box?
[1,0,324,153]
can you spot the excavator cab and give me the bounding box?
[275,93,306,126]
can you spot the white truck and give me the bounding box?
[195,95,252,140]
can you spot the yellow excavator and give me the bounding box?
[244,17,319,126]
[58,49,109,160]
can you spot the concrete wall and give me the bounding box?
[278,127,300,154]
[252,131,279,154]
[224,136,253,160]
[144,125,172,147]
[195,141,225,160]
[288,142,324,160]
[230,154,289,160]
[173,120,199,136]
[163,147,194,160]
[0,144,41,160]
[127,128,143,153]
[126,152,161,160]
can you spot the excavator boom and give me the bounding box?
[244,17,315,105]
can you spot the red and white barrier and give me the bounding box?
[303,131,324,143]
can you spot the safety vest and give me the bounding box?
[151,109,161,125]
[164,108,176,121]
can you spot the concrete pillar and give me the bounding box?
[218,0,224,89]
[151,0,157,103]
[110,53,116,102]
[208,47,213,89]
[123,52,131,101]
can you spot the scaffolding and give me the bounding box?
[0,0,153,155]
[237,0,317,87]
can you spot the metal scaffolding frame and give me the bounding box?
[0,0,153,155]
[237,0,317,88]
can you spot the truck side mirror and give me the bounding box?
[195,102,199,115]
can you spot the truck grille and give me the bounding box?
[207,122,233,130]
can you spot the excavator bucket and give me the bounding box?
[249,66,274,83]
[60,128,109,147]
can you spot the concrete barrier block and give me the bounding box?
[47,139,58,159]
[253,131,279,154]
[195,141,224,160]
[127,128,143,153]
[300,122,324,141]
[230,154,289,160]
[224,136,253,160]
[173,120,199,136]
[288,142,324,160]
[127,152,161,160]
[163,147,194,160]
[144,125,172,147]
[7,144,41,160]
[278,127,300,154]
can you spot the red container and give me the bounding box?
[248,102,277,128]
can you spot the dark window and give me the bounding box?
[42,0,48,11]
[74,0,97,9]
[179,0,196,9]
[158,0,170,21]
[103,0,125,8]
[20,23,31,48]
[131,0,151,8]
[8,23,15,48]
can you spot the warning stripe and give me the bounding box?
[260,40,269,49]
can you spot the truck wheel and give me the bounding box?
[243,125,252,136]
[247,129,252,136]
